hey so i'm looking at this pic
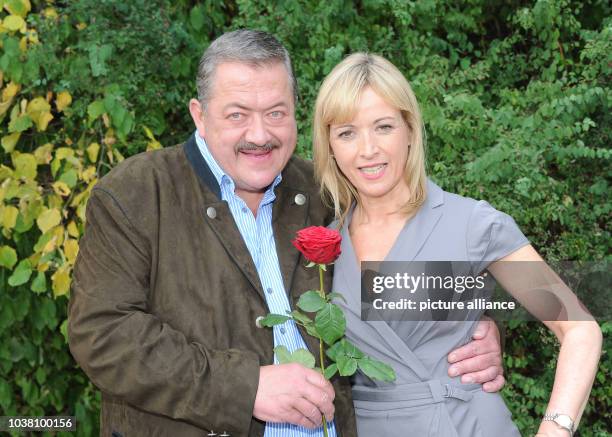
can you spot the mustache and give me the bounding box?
[234,140,280,154]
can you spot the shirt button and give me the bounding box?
[241,207,248,213]
[280,327,286,334]
[266,287,273,294]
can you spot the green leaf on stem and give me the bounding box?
[274,345,292,364]
[274,346,316,369]
[324,363,338,380]
[290,310,313,326]
[291,349,316,369]
[297,290,326,312]
[315,303,346,346]
[337,355,358,376]
[259,313,291,327]
[357,357,396,382]
[327,292,347,303]
[305,261,316,268]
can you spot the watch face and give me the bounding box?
[555,415,573,428]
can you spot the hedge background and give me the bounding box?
[0,0,610,435]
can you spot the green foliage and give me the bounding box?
[1,0,609,435]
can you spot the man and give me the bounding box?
[68,29,505,437]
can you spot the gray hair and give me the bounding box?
[196,29,298,106]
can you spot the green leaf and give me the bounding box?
[324,363,338,380]
[315,303,346,345]
[291,349,316,369]
[30,271,46,293]
[58,169,78,188]
[0,378,12,411]
[190,5,205,31]
[8,115,32,133]
[88,44,113,77]
[327,292,347,303]
[274,345,292,364]
[87,100,106,122]
[8,259,32,287]
[305,261,316,268]
[336,355,358,376]
[0,246,18,269]
[290,310,313,326]
[357,357,396,382]
[259,313,291,327]
[297,290,326,312]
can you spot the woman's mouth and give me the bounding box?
[359,163,387,179]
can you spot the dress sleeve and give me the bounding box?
[467,200,530,274]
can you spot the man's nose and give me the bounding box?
[244,114,272,146]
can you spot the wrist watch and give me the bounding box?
[543,413,575,436]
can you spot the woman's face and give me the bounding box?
[329,87,411,203]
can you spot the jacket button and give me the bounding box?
[206,207,217,219]
[294,193,306,205]
[255,316,265,328]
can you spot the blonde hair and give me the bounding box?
[313,52,427,226]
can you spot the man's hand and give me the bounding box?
[253,364,335,428]
[447,317,505,392]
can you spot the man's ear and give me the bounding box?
[189,98,206,138]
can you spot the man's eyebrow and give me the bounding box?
[222,102,290,112]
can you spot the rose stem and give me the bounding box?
[318,264,329,437]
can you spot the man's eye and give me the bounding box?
[228,113,243,120]
[269,111,284,119]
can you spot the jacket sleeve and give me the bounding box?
[68,187,261,434]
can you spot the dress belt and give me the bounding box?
[352,380,481,404]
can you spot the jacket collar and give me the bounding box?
[183,133,222,199]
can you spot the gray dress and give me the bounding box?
[331,180,530,436]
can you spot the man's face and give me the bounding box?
[190,61,297,197]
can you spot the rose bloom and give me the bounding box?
[292,226,342,264]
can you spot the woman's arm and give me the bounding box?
[488,245,603,436]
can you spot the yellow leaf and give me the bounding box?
[2,132,20,153]
[43,7,57,19]
[63,239,79,265]
[76,22,87,30]
[4,0,32,18]
[26,97,53,131]
[2,205,18,229]
[27,29,38,44]
[52,266,71,296]
[12,152,37,180]
[37,261,50,272]
[55,147,74,160]
[113,149,125,162]
[36,207,61,233]
[80,165,96,183]
[67,220,79,238]
[3,15,25,32]
[55,90,72,112]
[86,142,100,162]
[52,181,71,197]
[42,235,57,254]
[34,143,54,164]
[0,99,12,117]
[2,81,20,101]
[19,36,27,52]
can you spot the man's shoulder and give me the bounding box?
[95,144,187,194]
[281,155,315,191]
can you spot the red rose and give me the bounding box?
[292,226,342,264]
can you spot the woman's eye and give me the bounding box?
[377,124,394,132]
[338,130,354,139]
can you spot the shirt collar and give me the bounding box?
[193,131,283,202]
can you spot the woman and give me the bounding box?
[313,53,602,436]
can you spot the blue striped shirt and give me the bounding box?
[195,132,336,437]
